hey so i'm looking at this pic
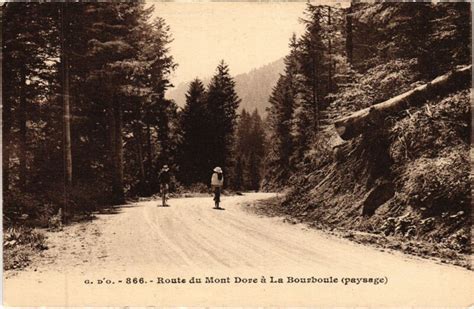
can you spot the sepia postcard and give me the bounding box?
[2,1,473,306]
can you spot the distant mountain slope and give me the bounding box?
[166,58,284,116]
[234,58,284,115]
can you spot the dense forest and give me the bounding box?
[3,3,176,220]
[2,2,472,264]
[264,2,470,187]
[2,2,266,225]
[261,2,471,261]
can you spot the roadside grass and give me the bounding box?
[3,226,48,271]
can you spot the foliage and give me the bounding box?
[263,2,471,190]
[400,149,469,213]
[262,2,472,256]
[2,2,177,221]
[4,226,47,270]
[350,2,470,77]
[263,35,299,188]
[206,61,241,179]
[176,62,241,188]
[329,59,419,115]
[233,109,266,190]
[178,78,210,185]
[390,89,470,162]
[390,89,471,213]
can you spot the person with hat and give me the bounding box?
[158,165,171,207]
[211,167,224,209]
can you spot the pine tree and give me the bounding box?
[178,79,209,185]
[2,2,178,217]
[265,36,299,186]
[248,109,266,191]
[206,60,241,180]
[298,4,326,131]
[235,109,252,159]
[84,4,138,203]
[79,3,177,202]
[348,2,470,78]
[234,156,244,190]
[430,3,471,76]
[234,109,264,190]
[2,3,58,194]
[60,3,72,188]
[375,3,435,77]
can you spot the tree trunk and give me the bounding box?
[3,74,12,194]
[135,123,147,195]
[107,95,125,205]
[334,65,472,140]
[114,99,125,203]
[60,2,73,188]
[312,54,319,130]
[327,7,333,94]
[146,120,153,179]
[106,97,117,201]
[345,3,353,66]
[18,67,27,191]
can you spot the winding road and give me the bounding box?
[4,193,473,306]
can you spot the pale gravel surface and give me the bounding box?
[4,193,473,306]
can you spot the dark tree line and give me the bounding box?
[2,3,178,219]
[2,2,257,223]
[5,2,467,220]
[233,109,265,191]
[263,2,471,188]
[177,61,245,188]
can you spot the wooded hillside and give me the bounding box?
[2,2,472,264]
[261,2,472,261]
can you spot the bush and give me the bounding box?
[3,190,39,220]
[390,89,470,163]
[185,182,210,194]
[400,148,469,212]
[3,226,47,271]
[3,180,111,226]
[4,226,46,249]
[164,182,210,198]
[390,89,470,214]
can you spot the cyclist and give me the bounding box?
[158,165,170,207]
[211,167,224,209]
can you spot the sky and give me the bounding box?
[150,2,308,86]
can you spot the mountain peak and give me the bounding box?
[166,57,285,116]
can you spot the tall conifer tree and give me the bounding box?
[179,78,209,184]
[206,61,241,179]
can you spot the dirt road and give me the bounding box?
[4,193,473,306]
